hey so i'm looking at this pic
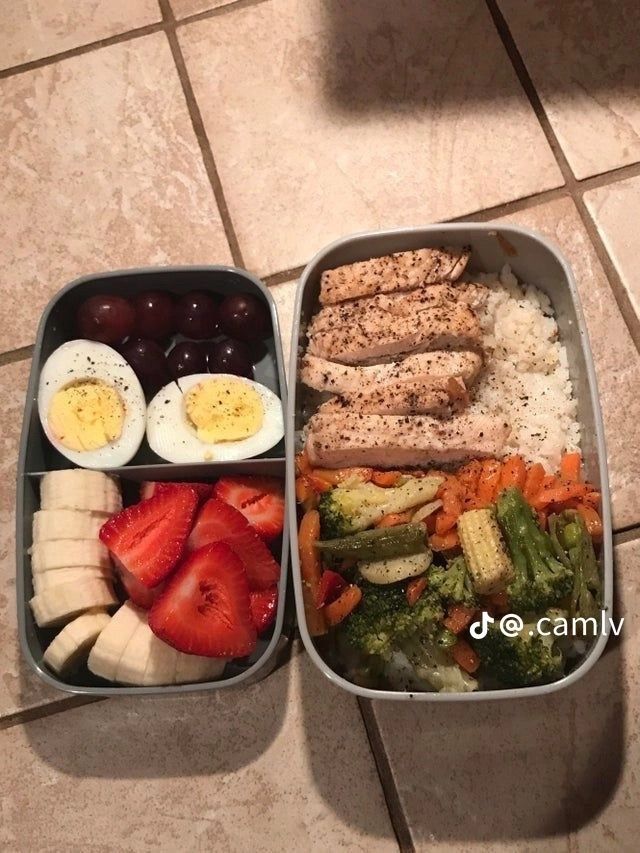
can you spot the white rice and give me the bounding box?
[469,265,580,471]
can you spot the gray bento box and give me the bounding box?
[286,224,613,702]
[17,265,290,695]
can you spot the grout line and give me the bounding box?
[176,0,270,28]
[263,265,306,287]
[613,524,640,546]
[357,698,414,853]
[0,696,105,732]
[0,345,34,367]
[484,0,640,356]
[0,21,166,79]
[159,2,246,268]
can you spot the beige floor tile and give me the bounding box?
[498,0,640,179]
[492,198,640,530]
[0,360,63,720]
[0,33,232,353]
[566,537,636,847]
[179,0,562,276]
[584,176,640,320]
[0,644,397,852]
[0,0,161,70]
[270,278,298,381]
[171,0,233,19]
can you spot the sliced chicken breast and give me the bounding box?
[318,376,468,417]
[319,246,471,305]
[305,412,510,468]
[308,282,488,338]
[300,351,483,395]
[307,301,482,364]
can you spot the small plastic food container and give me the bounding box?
[17,265,289,696]
[286,224,613,702]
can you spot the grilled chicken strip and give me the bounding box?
[305,412,510,468]
[308,282,488,338]
[318,376,469,417]
[300,351,483,395]
[319,246,471,305]
[307,300,482,365]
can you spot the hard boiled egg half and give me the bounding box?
[38,340,146,468]
[146,374,284,463]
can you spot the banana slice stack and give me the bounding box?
[30,469,121,674]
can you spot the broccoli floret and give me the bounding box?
[471,619,564,687]
[318,477,442,539]
[496,487,573,612]
[428,556,478,607]
[343,581,443,660]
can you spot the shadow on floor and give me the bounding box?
[320,0,640,113]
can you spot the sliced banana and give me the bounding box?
[30,539,111,573]
[30,578,118,628]
[33,509,109,543]
[116,619,178,686]
[358,551,432,585]
[43,610,111,675]
[174,653,227,685]
[143,630,179,686]
[87,601,145,682]
[40,469,121,514]
[32,566,112,595]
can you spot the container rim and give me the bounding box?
[16,264,290,695]
[286,222,613,702]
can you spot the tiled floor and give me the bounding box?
[2,1,640,850]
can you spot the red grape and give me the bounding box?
[174,291,219,340]
[120,338,170,395]
[133,291,175,340]
[167,341,207,379]
[218,293,270,342]
[203,339,253,379]
[76,295,135,344]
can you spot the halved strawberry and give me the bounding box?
[149,542,256,658]
[188,498,280,590]
[213,476,284,541]
[249,586,278,634]
[100,485,198,587]
[316,569,346,609]
[140,481,213,503]
[114,560,164,610]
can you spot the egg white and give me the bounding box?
[146,373,284,463]
[37,339,146,469]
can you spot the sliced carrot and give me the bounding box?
[295,476,318,511]
[458,460,483,497]
[541,474,556,490]
[441,488,463,518]
[430,531,460,552]
[582,490,601,509]
[375,510,414,528]
[575,503,603,541]
[477,459,502,504]
[324,584,362,626]
[443,604,478,634]
[435,511,458,535]
[306,473,333,494]
[295,449,311,476]
[406,576,428,606]
[484,591,509,615]
[523,462,545,501]
[298,510,326,637]
[309,467,373,487]
[371,470,402,487]
[532,482,588,509]
[500,455,527,490]
[451,638,480,674]
[560,452,582,483]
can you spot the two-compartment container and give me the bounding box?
[18,225,613,700]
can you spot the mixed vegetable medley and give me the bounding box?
[296,451,604,693]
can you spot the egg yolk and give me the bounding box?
[48,379,125,452]
[184,378,263,443]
